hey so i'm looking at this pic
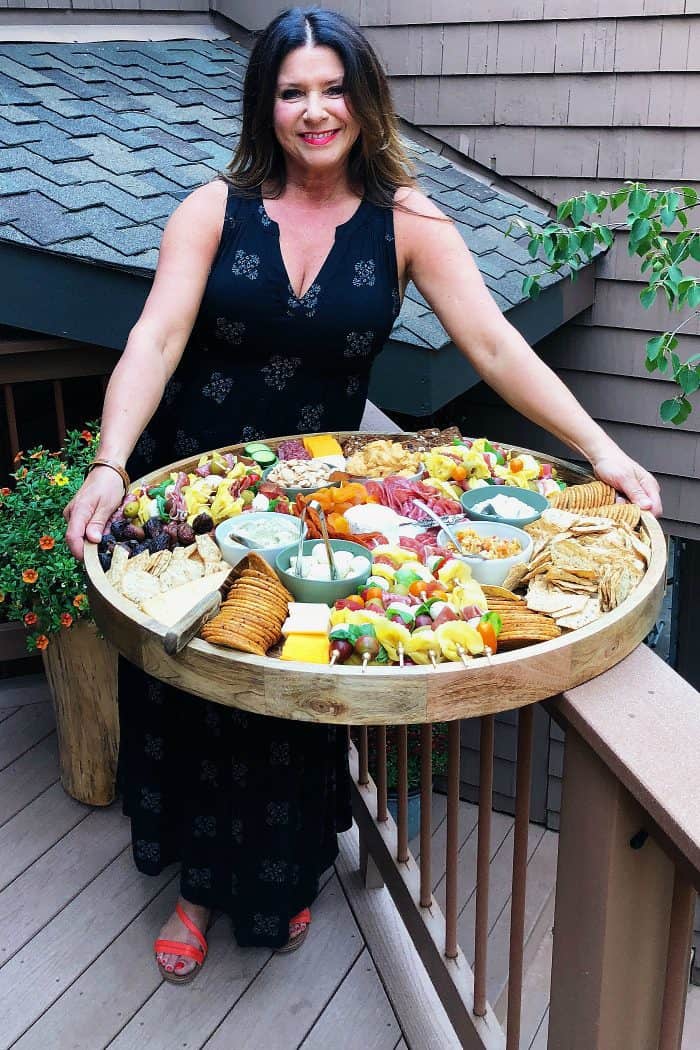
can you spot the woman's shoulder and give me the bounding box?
[172,178,229,222]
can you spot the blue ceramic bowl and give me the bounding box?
[275,539,372,603]
[459,485,549,527]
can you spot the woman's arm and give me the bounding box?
[65,180,228,557]
[394,189,662,514]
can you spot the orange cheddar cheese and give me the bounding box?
[302,434,343,459]
[280,634,331,664]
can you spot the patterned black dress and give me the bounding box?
[118,183,401,948]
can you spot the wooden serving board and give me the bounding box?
[84,432,667,725]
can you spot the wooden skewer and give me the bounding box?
[330,650,339,666]
[397,643,405,668]
[484,646,494,666]
[361,652,370,673]
[456,644,471,668]
[429,649,439,670]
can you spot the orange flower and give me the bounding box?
[15,467,28,479]
[73,593,87,609]
[60,613,73,628]
[13,451,24,464]
[22,569,38,584]
[39,535,55,551]
[24,612,38,626]
[0,487,10,496]
[29,451,44,460]
[81,430,93,442]
[35,635,49,651]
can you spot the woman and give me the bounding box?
[65,7,661,982]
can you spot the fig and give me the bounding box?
[131,542,151,557]
[143,516,164,539]
[98,551,112,572]
[192,512,214,535]
[163,522,179,547]
[98,535,116,555]
[148,533,170,553]
[177,523,195,545]
[121,523,146,543]
[110,519,130,542]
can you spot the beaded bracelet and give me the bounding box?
[87,458,130,495]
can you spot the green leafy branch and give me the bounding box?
[506,182,700,425]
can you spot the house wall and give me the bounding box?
[0,0,208,12]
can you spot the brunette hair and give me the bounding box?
[224,6,416,207]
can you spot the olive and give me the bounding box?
[192,512,214,535]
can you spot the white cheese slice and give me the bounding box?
[140,569,230,627]
[281,602,331,636]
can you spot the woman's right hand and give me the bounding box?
[64,467,126,560]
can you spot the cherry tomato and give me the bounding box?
[408,580,429,598]
[362,586,385,602]
[452,465,467,482]
[510,458,523,473]
[477,621,498,652]
[426,585,447,601]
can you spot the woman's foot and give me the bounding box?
[275,907,312,954]
[155,898,211,978]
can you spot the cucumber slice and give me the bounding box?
[244,441,272,455]
[251,449,277,467]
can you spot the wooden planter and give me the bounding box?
[41,621,119,806]
[84,433,667,726]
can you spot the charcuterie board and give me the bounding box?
[84,432,666,725]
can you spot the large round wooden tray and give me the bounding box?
[85,433,666,725]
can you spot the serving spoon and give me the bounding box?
[412,499,465,552]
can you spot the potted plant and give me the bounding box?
[364,723,450,841]
[0,423,118,805]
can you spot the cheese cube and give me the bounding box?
[282,603,331,636]
[303,434,343,458]
[280,634,331,664]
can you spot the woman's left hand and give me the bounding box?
[590,451,662,517]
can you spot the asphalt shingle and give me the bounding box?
[0,39,572,351]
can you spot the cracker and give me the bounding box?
[121,569,161,604]
[195,533,222,565]
[106,544,129,589]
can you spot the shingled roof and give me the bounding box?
[0,37,578,360]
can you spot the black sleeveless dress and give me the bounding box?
[118,183,400,948]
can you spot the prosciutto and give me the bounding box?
[366,477,462,520]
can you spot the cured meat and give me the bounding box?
[368,477,461,520]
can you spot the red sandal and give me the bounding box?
[154,902,209,984]
[275,907,312,954]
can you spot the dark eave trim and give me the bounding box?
[0,242,150,351]
[0,240,594,419]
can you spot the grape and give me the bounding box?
[330,639,353,663]
[354,635,380,658]
[414,614,433,629]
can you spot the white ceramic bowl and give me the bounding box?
[437,520,533,587]
[215,512,306,569]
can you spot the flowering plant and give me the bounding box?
[0,424,99,652]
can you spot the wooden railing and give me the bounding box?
[351,644,700,1049]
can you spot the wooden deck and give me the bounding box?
[2,671,695,1048]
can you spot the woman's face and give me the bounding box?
[273,45,361,177]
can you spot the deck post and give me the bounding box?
[548,727,677,1050]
